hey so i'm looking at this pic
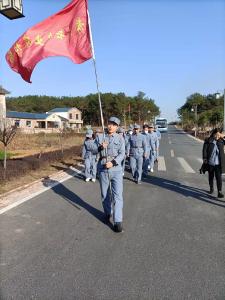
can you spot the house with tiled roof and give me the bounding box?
[47,107,83,129]
[0,88,83,132]
[6,111,64,133]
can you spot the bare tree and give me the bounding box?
[58,128,65,159]
[0,119,17,179]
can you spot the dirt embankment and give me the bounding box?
[0,132,85,195]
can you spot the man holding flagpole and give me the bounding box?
[96,117,125,233]
[5,0,126,232]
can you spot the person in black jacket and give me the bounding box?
[203,128,225,198]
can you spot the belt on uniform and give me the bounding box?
[132,147,143,149]
[100,156,115,161]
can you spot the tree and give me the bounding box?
[6,92,160,127]
[210,110,223,128]
[0,119,17,179]
[178,92,224,132]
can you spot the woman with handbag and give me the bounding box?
[203,128,225,198]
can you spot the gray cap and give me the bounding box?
[133,124,140,129]
[86,129,93,137]
[149,123,154,128]
[108,116,120,126]
[128,124,134,130]
[117,127,125,133]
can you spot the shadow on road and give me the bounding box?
[41,176,113,229]
[51,164,85,180]
[141,175,225,208]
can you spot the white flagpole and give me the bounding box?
[87,8,115,223]
[87,9,105,133]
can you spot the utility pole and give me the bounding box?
[128,103,131,123]
[223,89,225,131]
[123,109,126,129]
[215,89,225,131]
[194,104,198,137]
[191,104,198,137]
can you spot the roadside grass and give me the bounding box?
[0,155,83,195]
[0,150,14,160]
[0,132,84,158]
[0,132,84,195]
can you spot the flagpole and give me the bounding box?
[87,8,115,223]
[87,10,104,133]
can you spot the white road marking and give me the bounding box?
[0,167,85,215]
[171,149,175,157]
[158,156,166,171]
[177,157,195,173]
[78,163,85,167]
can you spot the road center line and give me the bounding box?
[177,157,195,173]
[171,149,175,157]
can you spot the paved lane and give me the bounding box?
[1,126,225,299]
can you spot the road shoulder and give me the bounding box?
[0,165,84,214]
[174,125,204,143]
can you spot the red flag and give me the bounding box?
[5,0,92,83]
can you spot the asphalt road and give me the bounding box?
[1,126,225,300]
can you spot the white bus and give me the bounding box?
[155,118,168,133]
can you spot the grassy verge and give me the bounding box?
[0,132,84,195]
[0,150,14,160]
[0,155,83,195]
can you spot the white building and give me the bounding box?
[47,107,83,129]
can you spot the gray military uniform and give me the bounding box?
[95,131,125,223]
[142,131,155,175]
[82,139,98,180]
[149,131,158,169]
[127,132,147,182]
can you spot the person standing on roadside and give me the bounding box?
[203,128,225,198]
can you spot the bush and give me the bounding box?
[0,150,13,160]
[0,145,81,182]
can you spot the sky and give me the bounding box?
[0,0,225,122]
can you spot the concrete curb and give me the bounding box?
[0,170,66,198]
[0,165,85,214]
[174,125,204,143]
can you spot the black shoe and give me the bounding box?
[208,188,214,194]
[114,222,123,233]
[218,192,224,198]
